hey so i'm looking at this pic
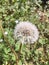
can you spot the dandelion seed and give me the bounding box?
[14,21,39,44]
[15,20,19,24]
[0,39,3,42]
[4,31,8,35]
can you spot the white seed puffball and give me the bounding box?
[14,21,39,44]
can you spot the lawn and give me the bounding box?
[0,0,49,65]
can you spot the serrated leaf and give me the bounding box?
[15,41,21,51]
[18,60,22,65]
[11,54,16,61]
[39,38,46,44]
[4,47,11,54]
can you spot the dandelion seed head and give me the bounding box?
[14,21,39,44]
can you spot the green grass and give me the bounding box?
[0,0,49,65]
